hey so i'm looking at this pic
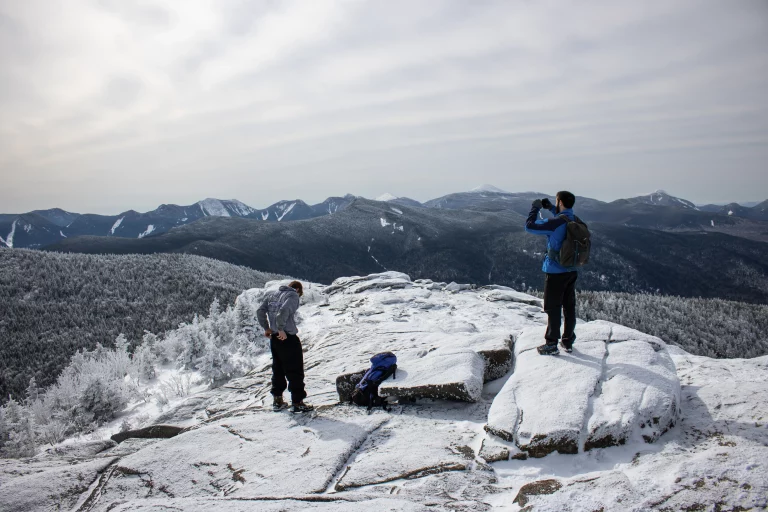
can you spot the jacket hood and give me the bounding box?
[279,285,298,294]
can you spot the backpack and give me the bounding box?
[351,352,397,412]
[549,215,591,268]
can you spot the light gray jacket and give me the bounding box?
[256,286,300,335]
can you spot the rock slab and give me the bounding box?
[379,349,485,402]
[486,322,681,458]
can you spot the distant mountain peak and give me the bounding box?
[195,198,257,218]
[470,184,508,194]
[376,193,399,202]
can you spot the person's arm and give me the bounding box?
[524,205,568,236]
[256,297,271,334]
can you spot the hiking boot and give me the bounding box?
[537,343,560,356]
[292,401,314,413]
[272,395,287,411]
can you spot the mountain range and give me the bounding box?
[46,198,768,304]
[2,187,767,249]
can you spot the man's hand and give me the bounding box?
[532,199,543,209]
[541,198,552,210]
[265,329,273,338]
[277,330,288,341]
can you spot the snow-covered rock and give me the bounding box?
[334,416,478,491]
[480,287,542,307]
[586,328,680,449]
[0,456,116,512]
[324,271,412,295]
[95,410,386,504]
[486,321,680,458]
[107,497,432,511]
[4,271,766,512]
[379,348,485,402]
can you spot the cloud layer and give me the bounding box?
[1,0,767,213]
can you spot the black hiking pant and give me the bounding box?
[543,271,578,345]
[270,333,307,404]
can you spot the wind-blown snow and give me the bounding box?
[60,230,67,238]
[138,225,156,238]
[0,219,18,248]
[276,202,295,221]
[110,216,124,235]
[376,193,399,202]
[197,198,231,217]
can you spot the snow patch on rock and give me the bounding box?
[110,216,124,235]
[138,225,156,238]
[0,219,17,247]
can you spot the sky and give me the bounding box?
[1,0,767,214]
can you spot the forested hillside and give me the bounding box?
[0,248,285,402]
[578,291,768,358]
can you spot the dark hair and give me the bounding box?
[556,191,576,209]
[289,280,304,296]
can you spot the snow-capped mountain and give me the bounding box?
[255,200,315,222]
[620,189,699,210]
[374,193,423,208]
[470,183,509,193]
[2,272,765,511]
[197,198,257,218]
[0,199,263,248]
[4,188,768,250]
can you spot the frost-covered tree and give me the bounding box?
[198,340,235,384]
[0,398,36,458]
[131,332,159,383]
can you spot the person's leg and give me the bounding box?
[282,334,308,404]
[270,335,288,398]
[561,272,578,346]
[543,273,566,345]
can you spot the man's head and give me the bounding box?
[555,191,576,213]
[289,280,304,297]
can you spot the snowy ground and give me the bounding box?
[1,272,766,511]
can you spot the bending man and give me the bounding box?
[257,281,314,412]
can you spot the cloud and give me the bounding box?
[0,0,766,213]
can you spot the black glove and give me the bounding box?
[532,199,543,209]
[541,198,552,210]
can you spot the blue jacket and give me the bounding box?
[524,205,577,274]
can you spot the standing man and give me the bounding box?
[525,191,579,355]
[257,280,314,412]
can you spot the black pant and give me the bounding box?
[270,334,307,403]
[543,271,578,345]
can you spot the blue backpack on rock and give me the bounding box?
[351,352,397,411]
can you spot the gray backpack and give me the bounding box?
[549,215,591,268]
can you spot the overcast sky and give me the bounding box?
[1,0,767,214]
